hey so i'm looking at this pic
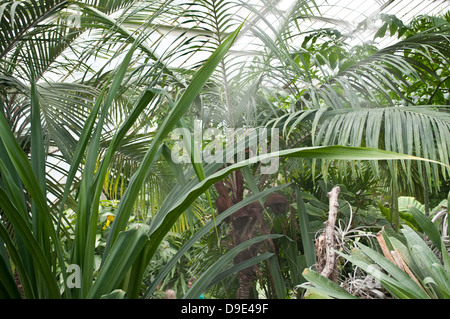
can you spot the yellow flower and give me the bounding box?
[103,214,115,229]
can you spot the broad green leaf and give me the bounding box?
[336,244,429,299]
[277,145,448,164]
[389,236,425,280]
[355,242,428,298]
[301,268,357,299]
[401,226,442,273]
[429,263,450,298]
[408,206,442,250]
[378,226,449,299]
[87,226,148,299]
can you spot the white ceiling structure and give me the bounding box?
[63,0,450,80]
[235,0,450,52]
[147,0,450,69]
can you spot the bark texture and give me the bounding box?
[315,186,340,282]
[214,170,281,298]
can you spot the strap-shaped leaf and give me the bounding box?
[142,183,290,298]
[0,189,60,298]
[103,21,244,257]
[408,206,442,251]
[0,224,24,298]
[183,234,282,299]
[301,268,357,299]
[87,225,148,299]
[337,243,429,299]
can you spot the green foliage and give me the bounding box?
[0,11,247,298]
[0,0,449,300]
[300,197,450,299]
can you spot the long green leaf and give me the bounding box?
[0,256,20,298]
[57,78,111,231]
[103,21,244,258]
[346,242,430,299]
[0,224,24,299]
[0,157,36,297]
[301,268,357,299]
[408,206,442,251]
[77,40,141,297]
[401,226,442,272]
[92,89,158,298]
[389,236,425,281]
[0,110,67,297]
[447,191,450,238]
[87,225,148,299]
[0,189,60,298]
[268,255,286,299]
[183,234,282,299]
[401,225,448,297]
[148,145,447,243]
[0,113,53,234]
[295,186,316,267]
[206,252,274,291]
[29,76,46,227]
[136,144,449,298]
[29,75,53,297]
[142,183,289,298]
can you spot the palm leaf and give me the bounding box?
[82,0,138,15]
[269,105,450,193]
[0,0,68,59]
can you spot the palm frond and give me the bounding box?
[82,0,138,15]
[268,105,450,195]
[0,0,69,59]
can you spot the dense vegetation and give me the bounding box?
[0,0,449,299]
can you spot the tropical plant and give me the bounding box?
[253,8,450,232]
[300,193,450,299]
[0,0,449,300]
[0,3,246,297]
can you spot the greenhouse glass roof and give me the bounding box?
[117,0,450,72]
